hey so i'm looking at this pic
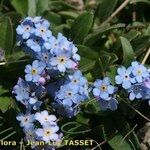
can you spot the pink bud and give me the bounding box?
[38,77,46,85]
[144,77,150,89]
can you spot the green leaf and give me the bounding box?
[106,66,117,85]
[120,36,134,66]
[108,133,133,150]
[70,12,94,44]
[28,0,37,17]
[44,11,62,25]
[96,0,118,22]
[58,11,79,19]
[0,86,9,96]
[132,36,150,52]
[76,113,89,125]
[11,0,28,16]
[0,97,11,113]
[84,99,100,114]
[98,51,118,76]
[52,24,70,36]
[84,23,125,46]
[37,0,49,15]
[123,30,141,42]
[49,1,76,11]
[79,57,96,72]
[0,17,13,55]
[77,45,99,60]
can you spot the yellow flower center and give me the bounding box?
[100,85,107,91]
[137,70,142,75]
[44,130,51,136]
[58,57,66,64]
[31,69,37,75]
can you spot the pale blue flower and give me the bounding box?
[50,52,75,72]
[26,35,45,52]
[16,112,35,129]
[115,66,135,89]
[13,78,30,102]
[93,77,115,100]
[131,61,149,83]
[35,124,59,143]
[34,22,52,40]
[55,83,81,106]
[16,19,34,39]
[23,125,36,142]
[35,110,57,126]
[99,97,118,111]
[128,83,144,100]
[52,101,80,118]
[67,70,87,86]
[25,60,46,82]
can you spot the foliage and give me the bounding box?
[0,0,150,149]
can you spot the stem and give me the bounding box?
[0,131,16,141]
[141,47,150,65]
[122,99,150,122]
[120,124,137,146]
[101,0,131,25]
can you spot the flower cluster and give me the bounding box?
[16,110,62,148]
[53,71,89,118]
[115,61,150,103]
[92,77,118,111]
[13,16,90,149]
[16,17,80,73]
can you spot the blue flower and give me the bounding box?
[54,33,80,62]
[34,22,52,41]
[99,97,118,111]
[128,83,144,100]
[131,61,149,83]
[52,101,80,118]
[16,19,34,40]
[44,36,58,51]
[55,83,81,106]
[26,35,45,52]
[35,124,59,143]
[13,78,30,102]
[50,52,75,72]
[35,110,57,126]
[25,60,46,82]
[36,48,53,68]
[67,70,87,86]
[16,111,35,129]
[93,77,115,100]
[23,125,36,142]
[115,66,135,89]
[28,97,42,110]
